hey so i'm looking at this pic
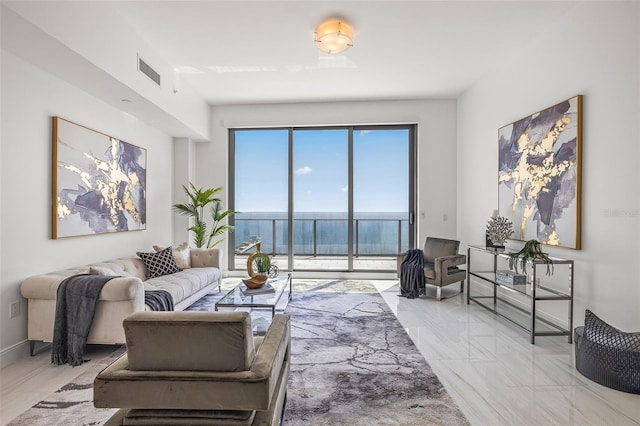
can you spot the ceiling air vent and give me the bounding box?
[137,55,161,86]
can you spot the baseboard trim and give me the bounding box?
[0,339,31,368]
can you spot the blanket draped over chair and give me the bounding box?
[400,248,425,299]
[52,274,115,366]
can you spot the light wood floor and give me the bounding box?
[0,344,118,424]
[2,280,639,425]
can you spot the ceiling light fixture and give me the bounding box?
[314,19,353,55]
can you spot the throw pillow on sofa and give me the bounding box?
[152,242,191,269]
[137,246,182,279]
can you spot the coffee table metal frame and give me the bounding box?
[215,273,292,318]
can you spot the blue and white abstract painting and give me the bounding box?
[498,96,582,250]
[53,117,146,238]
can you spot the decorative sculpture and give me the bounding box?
[486,216,513,247]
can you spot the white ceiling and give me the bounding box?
[108,1,578,105]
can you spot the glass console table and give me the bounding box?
[466,245,574,344]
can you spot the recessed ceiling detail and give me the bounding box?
[37,1,579,105]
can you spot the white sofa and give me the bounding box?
[20,248,222,355]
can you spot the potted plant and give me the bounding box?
[508,239,553,275]
[172,183,236,248]
[246,242,271,277]
[255,254,271,274]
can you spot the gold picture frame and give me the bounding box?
[52,117,147,239]
[498,95,582,250]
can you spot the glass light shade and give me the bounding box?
[314,20,353,54]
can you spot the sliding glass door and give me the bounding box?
[230,125,414,273]
[231,129,290,270]
[353,128,411,269]
[292,129,349,270]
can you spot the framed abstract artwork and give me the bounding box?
[52,117,147,239]
[498,95,582,250]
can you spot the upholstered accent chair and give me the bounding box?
[397,237,467,301]
[94,311,291,425]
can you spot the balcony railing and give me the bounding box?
[234,216,409,257]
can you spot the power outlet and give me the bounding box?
[10,301,20,319]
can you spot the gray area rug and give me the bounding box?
[6,280,468,425]
[6,346,124,426]
[283,282,469,425]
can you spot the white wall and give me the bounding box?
[0,51,176,366]
[203,100,458,272]
[2,4,210,141]
[457,2,640,330]
[172,137,196,245]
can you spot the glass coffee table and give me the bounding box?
[215,273,292,318]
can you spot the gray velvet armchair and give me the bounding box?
[397,237,467,301]
[94,311,291,425]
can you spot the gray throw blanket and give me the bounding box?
[145,289,174,311]
[400,249,425,299]
[52,274,115,366]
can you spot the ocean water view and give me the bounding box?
[234,211,409,256]
[232,127,412,270]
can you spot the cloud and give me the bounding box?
[358,130,371,136]
[340,185,348,192]
[295,166,313,175]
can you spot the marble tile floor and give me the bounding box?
[374,281,640,426]
[1,280,639,425]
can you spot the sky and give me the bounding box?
[234,128,409,213]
